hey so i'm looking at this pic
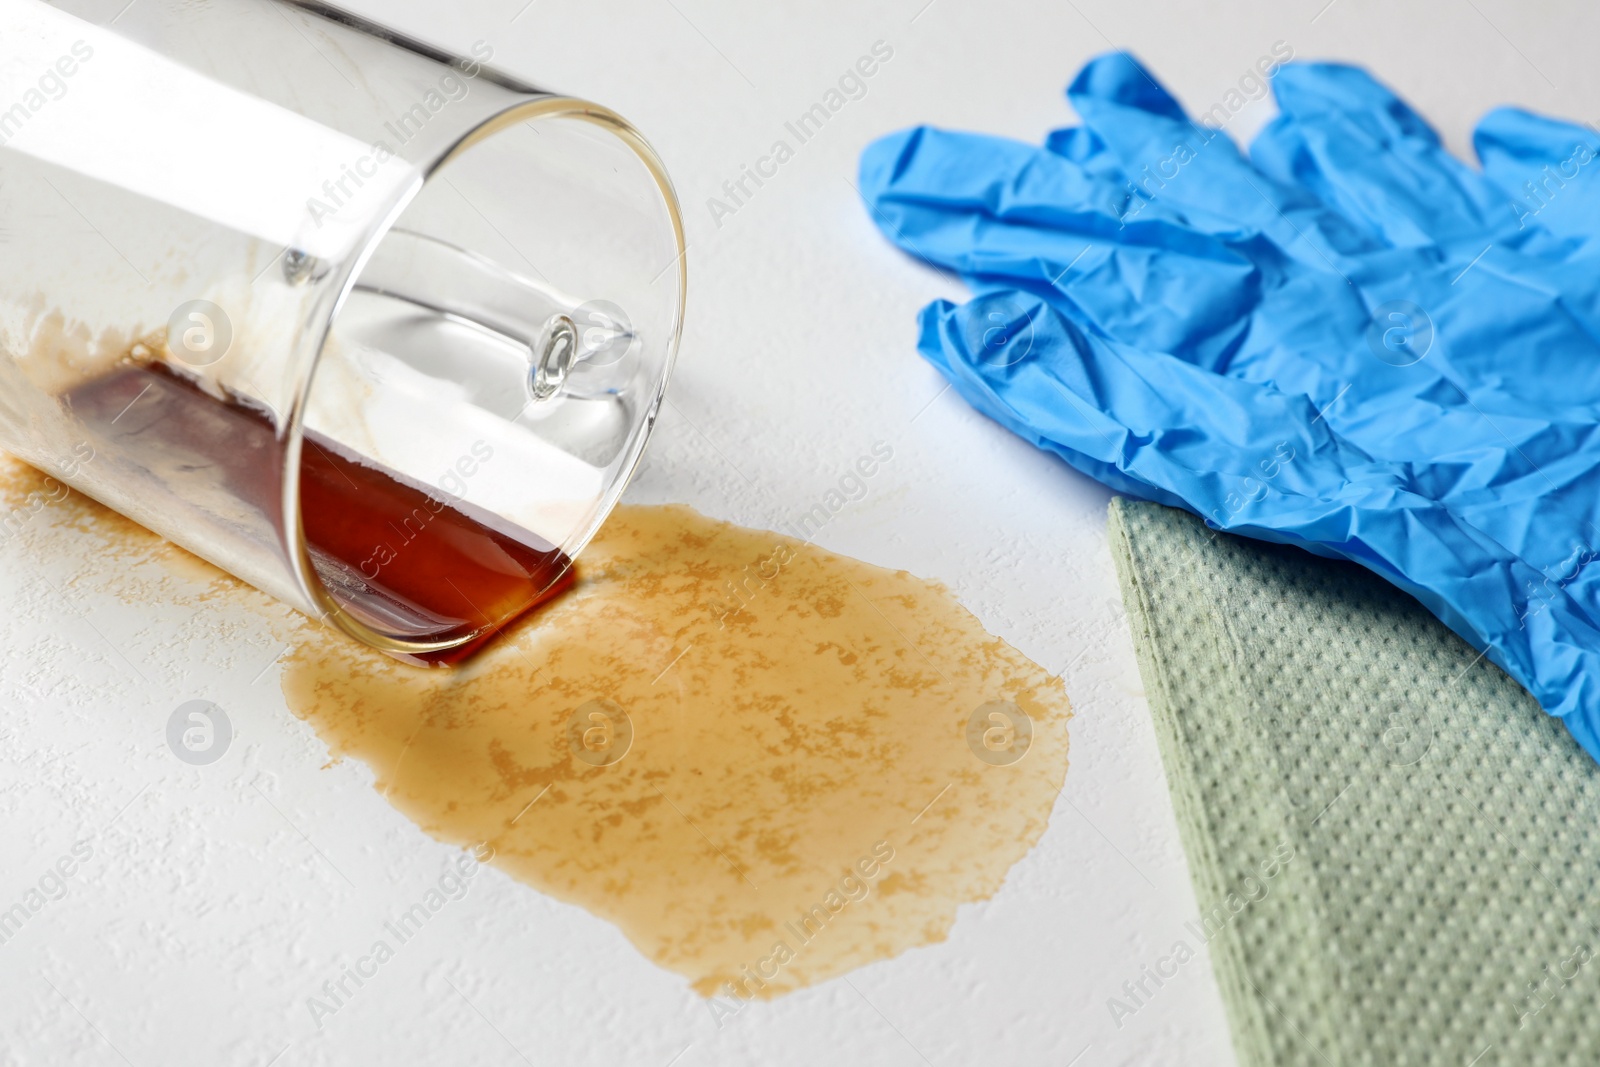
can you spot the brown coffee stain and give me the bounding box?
[280,505,1072,998]
[9,304,140,394]
[0,457,1073,999]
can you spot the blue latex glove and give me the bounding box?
[860,54,1600,759]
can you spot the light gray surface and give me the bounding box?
[0,0,1590,1064]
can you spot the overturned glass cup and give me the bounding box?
[0,0,686,663]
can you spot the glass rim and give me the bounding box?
[279,94,688,659]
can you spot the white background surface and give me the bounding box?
[1,1,1594,1064]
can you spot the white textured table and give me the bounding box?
[0,0,1589,1063]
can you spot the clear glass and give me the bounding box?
[0,0,686,663]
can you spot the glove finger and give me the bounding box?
[1251,63,1527,250]
[860,125,1265,367]
[1065,52,1376,266]
[922,290,1600,746]
[859,125,1178,268]
[1474,107,1600,257]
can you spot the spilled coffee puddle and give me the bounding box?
[281,506,1072,998]
[1,460,1072,999]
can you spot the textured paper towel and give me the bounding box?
[1109,497,1600,1066]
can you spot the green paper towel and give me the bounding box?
[1107,498,1600,1066]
